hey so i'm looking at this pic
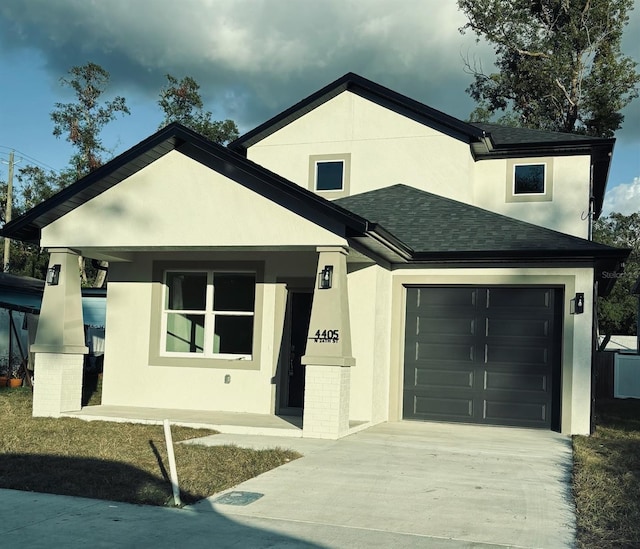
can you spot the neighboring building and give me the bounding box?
[0,73,629,436]
[0,273,106,378]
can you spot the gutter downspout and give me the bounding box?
[587,163,595,241]
[591,278,599,435]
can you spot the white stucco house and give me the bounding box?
[1,73,629,437]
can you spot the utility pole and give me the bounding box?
[3,151,16,272]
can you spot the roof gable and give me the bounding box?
[230,73,614,216]
[41,150,350,250]
[229,73,486,153]
[230,72,613,156]
[1,123,368,244]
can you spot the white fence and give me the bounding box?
[614,353,640,399]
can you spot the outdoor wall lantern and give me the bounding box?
[574,292,584,314]
[319,265,333,289]
[46,264,61,286]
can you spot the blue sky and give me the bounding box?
[0,0,638,216]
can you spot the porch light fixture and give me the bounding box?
[574,292,584,314]
[319,265,333,289]
[46,264,61,286]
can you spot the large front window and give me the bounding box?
[163,271,255,359]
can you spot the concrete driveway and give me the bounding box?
[0,421,575,548]
[190,420,576,548]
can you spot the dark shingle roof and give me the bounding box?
[335,184,624,260]
[471,122,605,146]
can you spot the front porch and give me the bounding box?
[63,404,373,438]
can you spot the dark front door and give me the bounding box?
[403,286,562,429]
[287,292,313,408]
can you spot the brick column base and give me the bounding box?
[303,365,350,439]
[32,354,84,418]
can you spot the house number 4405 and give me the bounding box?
[312,329,340,343]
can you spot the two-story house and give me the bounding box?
[1,73,628,437]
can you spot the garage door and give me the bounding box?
[403,286,562,428]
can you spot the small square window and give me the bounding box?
[308,154,351,198]
[316,161,344,191]
[514,164,545,194]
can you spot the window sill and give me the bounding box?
[149,354,260,370]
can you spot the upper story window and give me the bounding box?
[506,158,553,203]
[309,153,351,199]
[316,161,344,191]
[162,270,255,359]
[514,164,545,194]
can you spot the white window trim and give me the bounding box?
[513,163,546,195]
[161,269,255,360]
[315,159,345,192]
[505,157,554,203]
[308,153,351,199]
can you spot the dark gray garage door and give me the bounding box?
[403,286,562,429]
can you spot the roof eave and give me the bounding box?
[1,124,193,242]
[473,139,614,159]
[1,122,372,246]
[409,247,630,263]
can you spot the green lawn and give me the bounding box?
[573,399,640,548]
[5,383,638,540]
[0,387,299,506]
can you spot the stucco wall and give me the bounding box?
[387,266,595,435]
[247,92,474,203]
[101,251,319,413]
[40,150,348,250]
[346,262,392,423]
[246,91,592,238]
[473,155,591,238]
[98,244,594,434]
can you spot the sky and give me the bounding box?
[0,0,638,216]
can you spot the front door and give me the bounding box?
[286,292,313,409]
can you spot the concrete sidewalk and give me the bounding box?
[0,421,575,548]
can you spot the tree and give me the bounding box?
[593,213,640,340]
[158,74,239,144]
[3,166,60,279]
[458,0,640,137]
[51,62,130,178]
[49,62,130,287]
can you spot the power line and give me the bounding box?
[0,145,60,173]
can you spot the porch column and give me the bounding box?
[31,249,88,417]
[302,246,354,439]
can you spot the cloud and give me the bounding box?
[0,0,488,127]
[1,0,636,155]
[603,177,640,216]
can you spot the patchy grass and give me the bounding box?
[0,388,300,506]
[573,399,640,548]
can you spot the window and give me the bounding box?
[316,161,344,191]
[163,271,255,359]
[505,158,553,203]
[308,153,351,198]
[514,164,545,194]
